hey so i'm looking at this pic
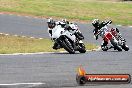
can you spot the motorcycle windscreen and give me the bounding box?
[62,31,76,42]
[52,26,65,39]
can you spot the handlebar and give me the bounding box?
[105,20,112,25]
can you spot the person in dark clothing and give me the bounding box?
[92,19,113,49]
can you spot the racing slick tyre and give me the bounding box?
[122,44,129,51]
[78,43,86,53]
[110,39,122,51]
[61,38,75,54]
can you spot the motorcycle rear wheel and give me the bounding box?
[61,38,75,54]
[122,44,129,51]
[78,43,86,53]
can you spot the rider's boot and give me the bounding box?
[74,32,84,40]
[53,42,61,50]
[101,41,108,51]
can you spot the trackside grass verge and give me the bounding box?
[0,0,132,25]
[0,34,97,54]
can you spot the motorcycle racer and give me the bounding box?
[92,19,122,50]
[47,18,84,50]
[47,18,61,49]
[56,19,84,40]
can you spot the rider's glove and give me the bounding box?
[48,30,52,36]
[96,36,98,40]
[108,20,112,24]
[116,28,119,33]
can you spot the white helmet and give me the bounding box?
[47,18,55,28]
[47,18,53,23]
[61,19,67,22]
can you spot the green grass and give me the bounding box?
[0,34,97,54]
[0,0,132,25]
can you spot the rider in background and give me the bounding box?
[92,19,121,49]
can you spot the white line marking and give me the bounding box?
[34,17,38,19]
[92,46,101,51]
[0,13,3,15]
[14,35,18,37]
[0,47,101,56]
[59,51,67,53]
[39,38,43,39]
[86,46,101,52]
[117,25,122,27]
[30,37,34,38]
[0,52,60,56]
[25,16,29,18]
[9,14,13,16]
[22,36,26,38]
[129,26,132,28]
[0,82,45,86]
[16,15,21,17]
[5,34,9,36]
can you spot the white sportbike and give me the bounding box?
[51,24,86,54]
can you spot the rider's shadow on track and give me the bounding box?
[51,52,86,55]
[98,50,125,52]
[52,51,124,54]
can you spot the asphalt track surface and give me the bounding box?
[0,14,132,88]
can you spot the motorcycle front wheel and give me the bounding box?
[61,38,75,54]
[78,43,86,53]
[122,44,129,51]
[110,39,122,51]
